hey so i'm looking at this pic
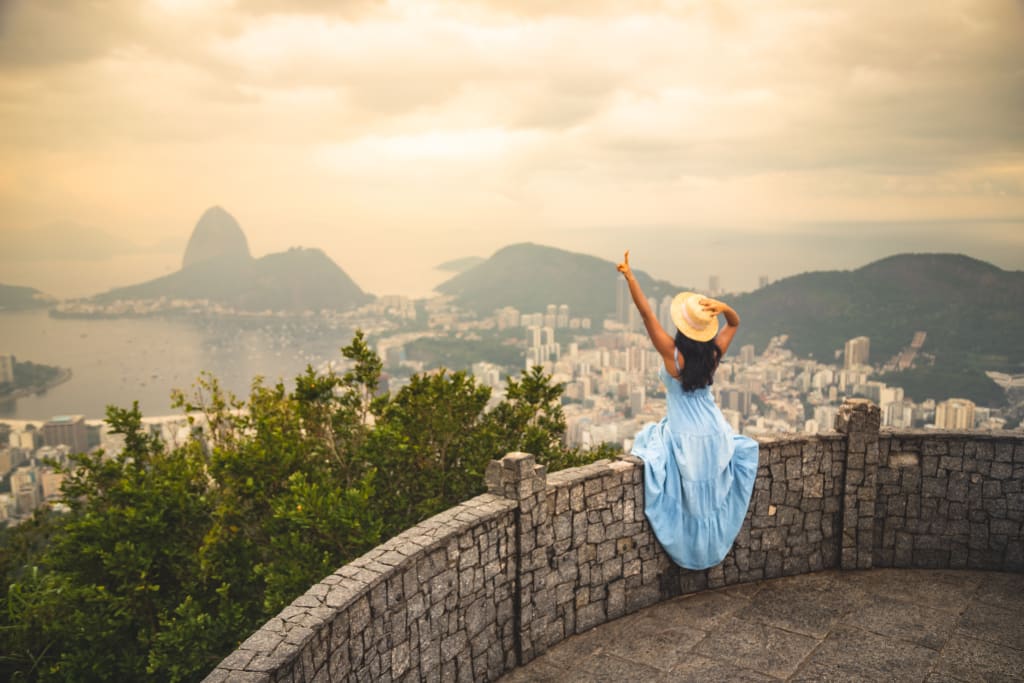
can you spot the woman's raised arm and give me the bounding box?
[617,251,677,369]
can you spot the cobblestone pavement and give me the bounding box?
[499,569,1024,682]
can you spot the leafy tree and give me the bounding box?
[0,333,609,682]
[2,403,217,681]
[487,366,618,471]
[368,369,493,536]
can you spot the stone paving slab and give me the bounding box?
[499,569,1024,682]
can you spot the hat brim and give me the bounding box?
[670,291,719,342]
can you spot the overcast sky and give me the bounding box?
[1,0,1022,298]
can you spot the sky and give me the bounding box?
[1,0,1022,299]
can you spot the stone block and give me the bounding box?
[939,455,963,472]
[994,442,1013,462]
[802,474,824,499]
[946,473,968,502]
[785,457,802,480]
[576,602,605,632]
[991,519,1020,536]
[569,484,585,512]
[922,477,947,499]
[984,497,1008,519]
[990,462,1013,480]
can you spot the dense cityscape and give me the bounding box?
[2,279,1022,527]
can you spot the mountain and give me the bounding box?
[0,283,54,311]
[731,253,1024,371]
[440,245,1022,401]
[435,243,684,321]
[182,206,251,269]
[88,208,372,312]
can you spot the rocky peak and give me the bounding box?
[182,206,252,269]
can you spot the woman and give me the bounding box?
[617,250,758,570]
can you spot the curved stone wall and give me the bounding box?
[205,399,1023,682]
[205,494,519,682]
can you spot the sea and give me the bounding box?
[0,310,355,421]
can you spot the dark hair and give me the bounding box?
[675,332,721,391]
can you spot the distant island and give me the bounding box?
[436,256,485,273]
[0,283,54,312]
[0,357,71,400]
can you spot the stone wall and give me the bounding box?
[205,399,1024,682]
[875,430,1024,570]
[204,494,518,683]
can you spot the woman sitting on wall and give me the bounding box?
[617,250,759,569]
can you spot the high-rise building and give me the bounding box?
[471,362,502,389]
[721,389,751,415]
[934,398,976,430]
[844,336,871,369]
[758,275,770,289]
[43,415,88,453]
[708,275,720,295]
[10,465,40,509]
[556,304,570,328]
[814,405,840,431]
[739,344,756,365]
[41,469,65,500]
[495,307,520,329]
[544,304,557,329]
[0,354,14,385]
[528,326,542,348]
[629,387,645,415]
[658,296,674,335]
[615,279,632,325]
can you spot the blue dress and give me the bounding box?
[631,357,759,570]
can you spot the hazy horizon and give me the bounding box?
[2,0,1022,299]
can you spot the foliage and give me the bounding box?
[878,357,1008,407]
[403,333,524,372]
[0,361,64,397]
[435,242,681,321]
[732,254,1024,372]
[0,332,607,682]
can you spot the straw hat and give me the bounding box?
[670,292,719,342]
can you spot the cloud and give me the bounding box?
[0,221,174,262]
[0,0,144,67]
[233,0,384,18]
[0,0,1021,284]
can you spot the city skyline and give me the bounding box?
[1,0,1023,298]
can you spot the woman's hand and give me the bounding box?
[699,297,729,315]
[700,297,740,329]
[617,250,633,279]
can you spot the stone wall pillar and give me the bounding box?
[835,398,882,569]
[485,452,553,666]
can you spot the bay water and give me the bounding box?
[0,310,354,421]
